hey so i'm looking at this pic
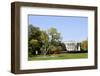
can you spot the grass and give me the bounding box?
[28,53,88,61]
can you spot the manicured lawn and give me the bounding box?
[28,53,88,61]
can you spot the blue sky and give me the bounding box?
[28,15,88,42]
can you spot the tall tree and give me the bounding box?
[40,31,49,55]
[47,27,62,54]
[28,25,42,56]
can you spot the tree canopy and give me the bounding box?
[28,25,64,57]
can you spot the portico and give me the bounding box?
[63,41,81,52]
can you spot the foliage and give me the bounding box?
[40,31,49,55]
[48,27,61,46]
[28,25,42,57]
[28,25,64,57]
[81,40,88,51]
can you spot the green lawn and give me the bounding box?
[28,53,88,61]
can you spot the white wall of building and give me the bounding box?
[64,41,80,51]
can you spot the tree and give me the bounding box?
[81,40,88,51]
[28,24,41,41]
[28,25,42,57]
[40,31,49,55]
[29,39,40,54]
[47,27,62,54]
[28,25,63,56]
[48,27,61,46]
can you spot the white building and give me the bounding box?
[63,41,80,52]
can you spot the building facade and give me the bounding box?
[63,41,80,52]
